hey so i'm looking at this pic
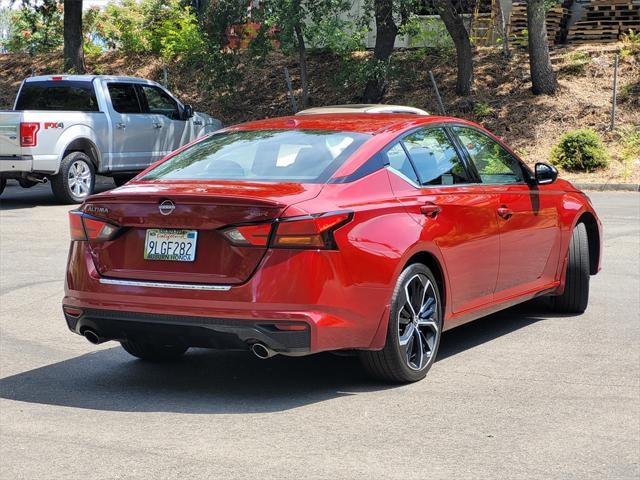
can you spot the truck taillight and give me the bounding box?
[222,211,352,250]
[69,211,119,241]
[20,122,40,147]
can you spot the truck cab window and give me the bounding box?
[107,84,142,114]
[141,86,180,120]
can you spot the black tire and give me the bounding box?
[120,340,188,362]
[552,222,590,313]
[50,152,95,204]
[360,263,443,383]
[18,178,38,188]
[0,177,5,196]
[112,174,135,187]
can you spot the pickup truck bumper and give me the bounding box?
[0,155,58,175]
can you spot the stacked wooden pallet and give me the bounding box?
[566,0,640,44]
[508,2,567,46]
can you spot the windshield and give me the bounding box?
[140,129,371,183]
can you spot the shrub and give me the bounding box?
[550,129,610,171]
[561,51,591,75]
[473,101,493,119]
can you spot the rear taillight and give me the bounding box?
[222,211,352,250]
[69,211,119,241]
[20,122,40,147]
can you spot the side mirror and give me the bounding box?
[535,162,558,185]
[183,104,194,120]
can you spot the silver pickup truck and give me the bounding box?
[0,75,222,203]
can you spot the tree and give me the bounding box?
[434,0,473,96]
[526,0,556,94]
[63,0,85,73]
[362,0,398,102]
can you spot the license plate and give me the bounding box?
[144,229,198,262]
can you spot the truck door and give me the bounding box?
[105,83,157,171]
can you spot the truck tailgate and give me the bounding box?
[0,112,22,156]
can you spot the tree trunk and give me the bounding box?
[63,0,85,74]
[294,23,309,109]
[363,0,397,103]
[436,0,473,96]
[527,0,556,95]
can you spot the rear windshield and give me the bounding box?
[15,81,99,112]
[140,129,371,183]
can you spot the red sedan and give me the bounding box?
[63,112,602,382]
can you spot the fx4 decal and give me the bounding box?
[44,122,64,129]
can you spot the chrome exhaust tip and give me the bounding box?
[83,329,106,345]
[251,343,277,359]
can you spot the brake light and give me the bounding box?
[273,212,351,249]
[68,211,119,241]
[20,122,39,147]
[222,211,352,250]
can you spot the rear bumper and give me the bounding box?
[0,155,59,174]
[64,241,393,354]
[65,308,311,354]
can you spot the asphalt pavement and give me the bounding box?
[1,182,638,479]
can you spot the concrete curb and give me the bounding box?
[573,183,640,192]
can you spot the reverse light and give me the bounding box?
[69,211,119,241]
[20,122,40,147]
[222,223,272,247]
[222,211,352,250]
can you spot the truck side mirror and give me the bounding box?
[183,104,194,120]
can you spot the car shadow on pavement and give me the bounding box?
[0,179,115,210]
[0,299,566,414]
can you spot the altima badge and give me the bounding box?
[159,200,176,215]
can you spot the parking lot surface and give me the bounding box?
[1,183,638,479]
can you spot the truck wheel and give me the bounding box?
[0,178,5,196]
[50,152,95,204]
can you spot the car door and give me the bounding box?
[106,83,157,171]
[385,126,501,315]
[138,84,188,159]
[452,126,562,298]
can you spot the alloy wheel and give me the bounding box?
[67,160,92,198]
[397,273,440,371]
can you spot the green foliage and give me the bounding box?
[618,126,640,181]
[561,51,591,75]
[620,29,640,59]
[550,129,610,171]
[400,15,454,57]
[3,1,63,54]
[91,0,203,62]
[473,101,493,119]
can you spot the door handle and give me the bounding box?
[153,122,163,129]
[115,122,126,130]
[420,203,441,218]
[497,206,513,220]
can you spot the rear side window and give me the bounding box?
[141,85,180,120]
[107,84,142,114]
[140,129,370,184]
[15,81,99,111]
[384,143,419,184]
[402,128,472,185]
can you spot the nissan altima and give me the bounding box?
[63,111,602,382]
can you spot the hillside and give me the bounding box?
[1,44,638,184]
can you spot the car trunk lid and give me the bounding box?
[82,181,322,285]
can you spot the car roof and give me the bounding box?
[25,74,158,84]
[226,113,461,135]
[296,104,429,116]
